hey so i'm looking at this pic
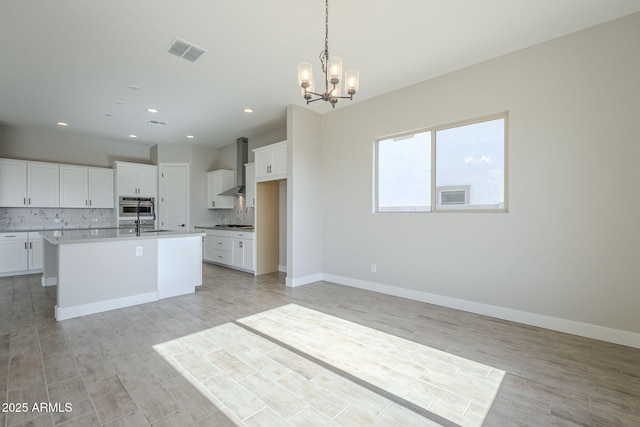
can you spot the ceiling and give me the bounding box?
[1,1,639,148]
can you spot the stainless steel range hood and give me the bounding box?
[218,137,248,196]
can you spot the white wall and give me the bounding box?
[286,105,323,285]
[0,125,151,166]
[317,13,640,344]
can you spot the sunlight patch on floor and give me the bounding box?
[152,304,503,425]
[238,304,505,426]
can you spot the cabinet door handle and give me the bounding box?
[28,198,31,205]
[239,241,243,248]
[85,200,88,206]
[24,242,27,250]
[89,200,92,206]
[29,242,32,249]
[24,198,26,205]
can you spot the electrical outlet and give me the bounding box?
[371,264,377,273]
[136,246,143,257]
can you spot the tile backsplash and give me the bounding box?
[0,208,116,231]
[218,195,255,226]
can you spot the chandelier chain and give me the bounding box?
[320,0,329,75]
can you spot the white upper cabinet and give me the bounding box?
[60,166,114,208]
[206,169,234,209]
[27,162,59,207]
[0,158,27,207]
[1,158,114,209]
[114,162,158,198]
[136,165,158,197]
[60,166,89,207]
[254,141,287,182]
[88,168,114,208]
[245,162,255,208]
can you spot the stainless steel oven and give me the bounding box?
[118,196,155,218]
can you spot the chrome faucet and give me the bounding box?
[135,200,142,236]
[134,198,156,236]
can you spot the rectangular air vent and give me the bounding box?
[166,37,206,63]
[437,186,470,206]
[441,189,466,205]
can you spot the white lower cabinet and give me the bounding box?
[0,232,43,275]
[232,238,254,271]
[28,232,43,270]
[197,228,255,273]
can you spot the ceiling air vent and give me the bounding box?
[166,37,206,63]
[148,120,167,126]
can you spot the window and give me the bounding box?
[376,131,431,212]
[375,113,507,213]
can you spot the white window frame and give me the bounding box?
[374,112,508,214]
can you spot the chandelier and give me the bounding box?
[297,0,359,108]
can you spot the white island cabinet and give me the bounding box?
[41,229,204,320]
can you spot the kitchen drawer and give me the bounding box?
[232,231,254,240]
[1,232,27,241]
[210,235,232,251]
[210,249,232,265]
[205,229,232,238]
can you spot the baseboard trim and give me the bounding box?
[55,291,158,321]
[322,274,640,349]
[286,273,323,288]
[42,276,57,287]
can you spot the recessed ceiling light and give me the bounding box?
[129,134,137,138]
[147,108,158,113]
[186,135,195,139]
[56,122,68,126]
[243,108,253,113]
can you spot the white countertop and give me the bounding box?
[41,229,205,245]
[195,225,254,232]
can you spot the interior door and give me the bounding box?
[159,164,189,231]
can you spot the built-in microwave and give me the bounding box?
[118,196,155,218]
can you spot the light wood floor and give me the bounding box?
[1,264,639,426]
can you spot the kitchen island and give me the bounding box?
[41,228,205,321]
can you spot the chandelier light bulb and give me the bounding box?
[345,70,359,95]
[298,62,313,88]
[328,57,342,85]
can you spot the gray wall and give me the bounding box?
[0,125,152,166]
[312,13,640,341]
[287,105,323,285]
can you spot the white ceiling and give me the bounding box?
[1,1,639,148]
